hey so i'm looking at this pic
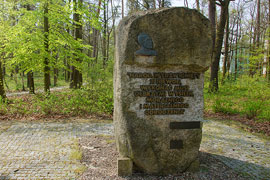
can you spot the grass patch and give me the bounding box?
[0,86,113,119]
[0,60,114,120]
[70,139,82,161]
[3,73,69,93]
[204,73,270,122]
[70,150,83,161]
[69,139,87,176]
[0,122,12,134]
[74,165,87,175]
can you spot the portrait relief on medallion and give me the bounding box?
[135,32,157,56]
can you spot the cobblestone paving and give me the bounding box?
[0,121,113,180]
[200,120,270,180]
[0,119,269,179]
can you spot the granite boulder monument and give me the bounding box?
[113,7,212,175]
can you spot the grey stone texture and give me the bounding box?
[117,158,133,176]
[116,7,212,72]
[114,7,212,175]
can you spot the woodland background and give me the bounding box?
[0,0,269,135]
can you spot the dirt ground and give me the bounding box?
[78,135,247,180]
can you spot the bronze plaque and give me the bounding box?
[170,140,183,149]
[169,122,201,129]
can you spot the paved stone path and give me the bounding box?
[6,86,68,97]
[0,119,269,179]
[0,121,113,180]
[201,119,270,180]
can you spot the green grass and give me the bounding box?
[204,73,270,122]
[0,88,113,118]
[3,72,69,93]
[0,60,114,119]
[0,68,113,118]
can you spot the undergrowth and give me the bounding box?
[0,60,114,118]
[204,74,270,122]
[0,87,113,118]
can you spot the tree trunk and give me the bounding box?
[196,0,200,12]
[70,0,83,89]
[227,41,233,79]
[67,64,71,82]
[222,12,229,84]
[25,4,35,94]
[255,0,261,75]
[208,0,216,91]
[70,66,75,88]
[249,5,256,77]
[209,0,230,92]
[65,0,71,83]
[44,1,50,93]
[106,1,110,63]
[64,58,67,81]
[268,0,270,82]
[102,0,107,68]
[261,32,266,77]
[184,0,188,7]
[153,0,156,9]
[53,53,58,87]
[238,11,243,73]
[0,61,6,100]
[92,0,102,63]
[234,12,240,80]
[161,0,165,7]
[21,72,26,91]
[3,73,9,91]
[122,0,124,18]
[27,71,35,94]
[77,0,83,88]
[54,68,58,86]
[208,0,216,61]
[111,0,116,46]
[227,10,237,80]
[13,66,18,88]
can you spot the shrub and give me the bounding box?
[257,108,270,121]
[205,72,270,122]
[242,100,264,119]
[212,96,238,114]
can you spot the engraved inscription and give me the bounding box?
[128,72,200,115]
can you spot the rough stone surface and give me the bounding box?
[117,158,133,176]
[114,7,212,175]
[117,7,212,72]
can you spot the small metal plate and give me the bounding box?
[170,140,183,149]
[169,121,201,129]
